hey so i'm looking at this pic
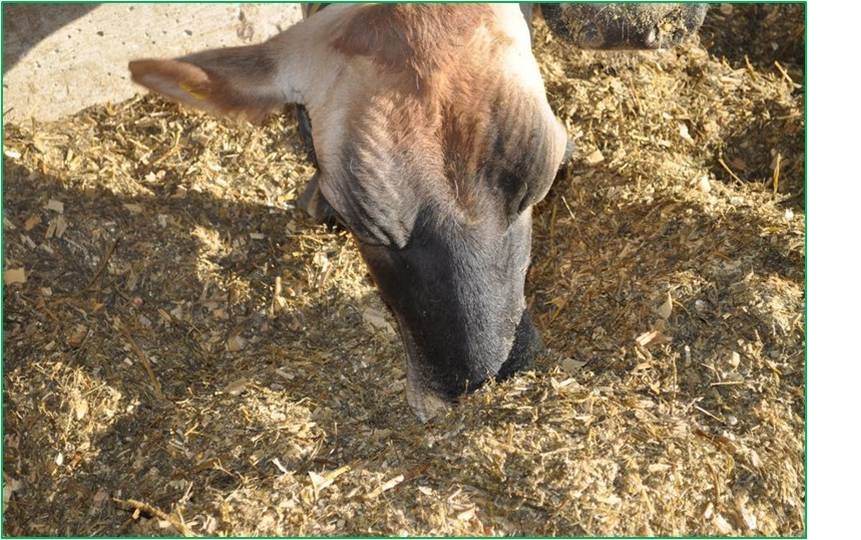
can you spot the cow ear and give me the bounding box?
[129,42,291,123]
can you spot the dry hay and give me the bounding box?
[3,5,804,536]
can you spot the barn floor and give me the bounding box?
[3,5,804,536]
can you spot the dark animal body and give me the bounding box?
[129,3,705,420]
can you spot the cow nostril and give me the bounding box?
[496,310,543,381]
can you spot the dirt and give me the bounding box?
[2,4,804,536]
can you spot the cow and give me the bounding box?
[128,3,706,421]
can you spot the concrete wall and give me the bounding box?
[3,3,303,124]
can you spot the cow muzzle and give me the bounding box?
[399,308,542,422]
[542,3,708,50]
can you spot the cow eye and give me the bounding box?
[318,200,384,247]
[339,216,397,249]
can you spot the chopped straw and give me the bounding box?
[3,4,804,536]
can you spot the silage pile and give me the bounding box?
[3,5,804,536]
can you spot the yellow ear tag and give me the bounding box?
[179,82,209,101]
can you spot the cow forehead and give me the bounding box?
[329,5,533,76]
[306,3,546,142]
[326,4,539,89]
[305,4,563,240]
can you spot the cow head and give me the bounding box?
[129,4,704,421]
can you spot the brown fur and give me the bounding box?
[331,4,499,80]
[319,5,560,223]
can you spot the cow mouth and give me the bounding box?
[397,316,451,422]
[405,375,451,423]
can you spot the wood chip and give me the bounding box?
[271,457,289,475]
[729,351,741,368]
[24,215,41,231]
[362,307,396,336]
[367,474,404,499]
[585,149,605,164]
[226,334,246,352]
[3,475,21,505]
[53,215,68,238]
[275,368,295,382]
[74,398,89,421]
[307,471,330,492]
[748,449,763,469]
[4,267,26,285]
[308,465,350,495]
[634,330,660,347]
[656,291,673,319]
[678,122,694,144]
[456,507,476,521]
[735,493,758,531]
[561,357,587,374]
[45,199,64,213]
[225,377,250,396]
[713,514,734,534]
